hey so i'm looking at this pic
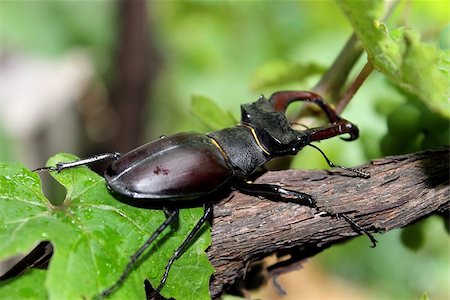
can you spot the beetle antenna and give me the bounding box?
[97,208,179,299]
[307,144,369,178]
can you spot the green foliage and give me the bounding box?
[378,95,449,156]
[0,154,213,300]
[149,2,350,135]
[191,95,237,131]
[319,216,449,299]
[251,59,326,90]
[386,103,422,138]
[0,269,47,300]
[336,0,449,158]
[400,222,425,252]
[337,0,449,118]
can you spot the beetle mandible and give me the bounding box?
[36,90,376,298]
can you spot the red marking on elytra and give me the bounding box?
[154,165,170,175]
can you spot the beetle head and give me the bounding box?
[241,96,310,156]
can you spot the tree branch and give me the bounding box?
[208,148,449,298]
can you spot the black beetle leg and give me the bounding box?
[148,202,214,299]
[144,279,174,300]
[307,144,370,178]
[33,152,122,173]
[99,207,179,298]
[233,180,377,247]
[0,241,53,281]
[267,251,308,296]
[233,180,315,207]
[337,213,378,247]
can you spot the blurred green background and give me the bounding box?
[0,1,448,299]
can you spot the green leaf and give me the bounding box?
[336,0,450,118]
[191,95,237,131]
[0,269,47,300]
[400,222,425,252]
[251,59,326,90]
[0,154,213,300]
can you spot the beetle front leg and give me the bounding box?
[268,91,341,123]
[0,241,53,281]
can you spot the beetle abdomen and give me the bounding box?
[104,133,233,200]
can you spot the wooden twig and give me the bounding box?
[208,148,449,298]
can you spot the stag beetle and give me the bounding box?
[34,91,376,298]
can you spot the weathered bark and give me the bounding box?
[208,148,449,298]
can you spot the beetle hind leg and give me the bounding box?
[148,202,214,299]
[98,207,179,298]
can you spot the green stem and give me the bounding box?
[312,0,400,107]
[313,34,363,102]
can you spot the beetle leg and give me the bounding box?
[144,279,173,300]
[0,241,53,281]
[268,91,341,123]
[233,181,314,206]
[308,144,370,178]
[149,202,214,298]
[34,152,122,173]
[337,213,378,248]
[99,208,179,298]
[268,251,309,296]
[234,181,377,247]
